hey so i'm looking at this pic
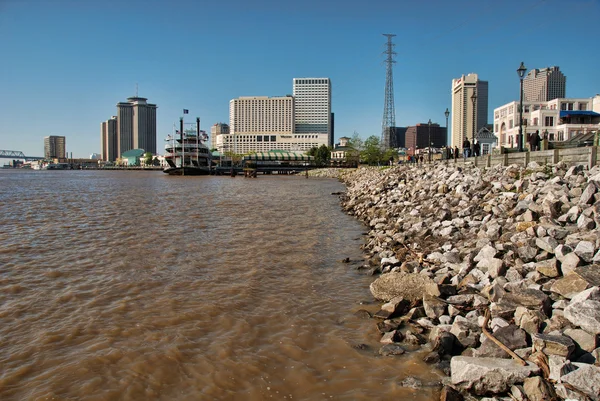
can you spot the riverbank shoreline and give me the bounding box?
[313,162,600,400]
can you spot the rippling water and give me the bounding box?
[0,170,440,400]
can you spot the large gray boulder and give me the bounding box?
[532,333,576,358]
[473,325,527,358]
[523,376,556,401]
[561,364,600,400]
[369,272,434,302]
[450,356,540,395]
[564,287,600,335]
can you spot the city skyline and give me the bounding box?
[1,0,599,158]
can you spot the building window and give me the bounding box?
[482,143,490,155]
[544,116,554,127]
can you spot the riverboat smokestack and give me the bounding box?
[196,117,200,138]
[180,118,184,143]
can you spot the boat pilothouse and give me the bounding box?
[163,116,212,175]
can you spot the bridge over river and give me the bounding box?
[0,150,44,160]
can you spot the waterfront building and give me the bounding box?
[220,95,328,154]
[100,116,118,162]
[121,148,145,166]
[474,126,497,155]
[523,66,566,102]
[44,135,66,159]
[210,123,229,151]
[293,78,332,147]
[115,96,157,156]
[493,95,600,147]
[330,136,358,166]
[450,73,488,148]
[404,123,447,154]
[217,78,332,154]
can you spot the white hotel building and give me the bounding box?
[216,78,331,154]
[450,73,488,148]
[493,95,600,148]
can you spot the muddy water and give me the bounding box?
[0,170,441,400]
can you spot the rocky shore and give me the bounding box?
[319,162,600,400]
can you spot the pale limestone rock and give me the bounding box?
[450,356,540,395]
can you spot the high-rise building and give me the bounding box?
[404,123,446,152]
[116,96,157,155]
[100,116,118,161]
[293,77,331,143]
[390,127,407,148]
[451,73,488,148]
[221,96,296,154]
[218,78,332,154]
[523,66,566,102]
[44,135,66,159]
[210,123,229,151]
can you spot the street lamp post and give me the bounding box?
[517,62,527,152]
[471,90,477,157]
[445,108,450,159]
[428,119,432,163]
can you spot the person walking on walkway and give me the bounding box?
[463,138,471,158]
[454,146,459,159]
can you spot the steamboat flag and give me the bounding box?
[183,109,189,114]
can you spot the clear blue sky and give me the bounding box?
[1,0,599,158]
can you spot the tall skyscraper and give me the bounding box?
[218,78,332,154]
[292,78,331,143]
[451,73,488,148]
[523,66,566,102]
[116,96,157,155]
[44,136,66,159]
[100,116,118,161]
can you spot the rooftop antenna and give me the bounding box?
[382,34,397,150]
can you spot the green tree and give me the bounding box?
[347,131,363,151]
[345,132,363,166]
[314,144,331,167]
[143,152,153,166]
[361,135,383,165]
[306,146,318,157]
[383,148,398,165]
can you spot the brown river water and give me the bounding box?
[0,170,441,401]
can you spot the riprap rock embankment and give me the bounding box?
[334,162,600,400]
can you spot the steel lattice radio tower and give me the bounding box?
[381,34,397,149]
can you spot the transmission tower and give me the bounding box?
[381,34,397,149]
